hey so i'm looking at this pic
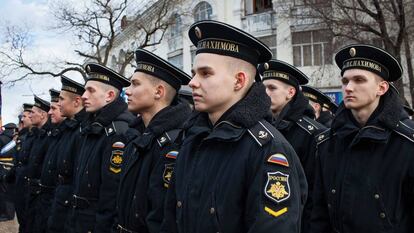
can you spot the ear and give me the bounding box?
[74,96,82,108]
[234,71,247,91]
[287,86,296,99]
[154,84,165,100]
[377,80,389,96]
[106,90,116,102]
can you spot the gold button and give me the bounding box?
[380,212,386,218]
[210,207,215,214]
[374,194,380,199]
[177,201,182,208]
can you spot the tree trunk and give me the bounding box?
[403,33,414,107]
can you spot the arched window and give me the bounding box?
[170,14,182,38]
[194,1,213,21]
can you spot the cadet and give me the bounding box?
[0,123,18,221]
[48,76,87,233]
[26,96,51,232]
[71,63,133,233]
[115,49,191,233]
[33,89,66,233]
[161,20,307,233]
[258,60,326,233]
[11,103,34,233]
[311,44,414,233]
[302,85,338,127]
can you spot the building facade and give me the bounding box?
[109,0,413,105]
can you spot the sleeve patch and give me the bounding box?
[267,153,289,167]
[264,206,288,217]
[163,163,174,188]
[109,150,123,174]
[264,171,290,203]
[112,141,125,149]
[165,151,178,159]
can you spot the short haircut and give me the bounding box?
[146,74,177,105]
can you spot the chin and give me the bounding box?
[194,103,208,112]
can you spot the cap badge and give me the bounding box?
[195,26,202,39]
[349,47,356,57]
[264,62,270,70]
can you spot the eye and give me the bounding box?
[341,78,349,85]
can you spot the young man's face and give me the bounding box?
[29,106,45,127]
[341,69,387,111]
[82,81,109,113]
[48,102,65,124]
[125,72,157,114]
[263,79,294,115]
[59,90,79,118]
[189,53,237,114]
[21,111,32,128]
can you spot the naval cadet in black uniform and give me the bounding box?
[26,96,51,232]
[48,76,87,233]
[115,49,191,233]
[258,60,326,233]
[310,44,414,233]
[33,89,66,233]
[302,85,338,128]
[70,63,134,233]
[12,103,34,233]
[160,20,307,233]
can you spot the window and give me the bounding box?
[169,14,183,51]
[294,0,330,6]
[245,0,273,15]
[292,30,332,67]
[194,2,213,21]
[170,14,182,38]
[168,53,183,70]
[259,35,277,58]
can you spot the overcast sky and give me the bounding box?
[0,0,86,124]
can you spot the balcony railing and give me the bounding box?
[241,11,276,35]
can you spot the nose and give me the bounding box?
[188,76,199,89]
[265,87,271,96]
[125,86,132,96]
[81,92,88,101]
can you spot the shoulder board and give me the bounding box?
[296,117,323,135]
[105,121,130,137]
[157,129,181,148]
[393,120,414,143]
[316,129,331,145]
[247,120,276,147]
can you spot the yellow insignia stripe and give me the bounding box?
[0,157,13,162]
[264,206,288,218]
[109,167,121,174]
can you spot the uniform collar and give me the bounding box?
[186,82,272,141]
[332,90,403,144]
[274,91,314,127]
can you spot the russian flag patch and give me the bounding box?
[267,153,289,167]
[165,151,178,159]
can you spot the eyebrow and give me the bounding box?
[342,74,367,80]
[191,66,214,75]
